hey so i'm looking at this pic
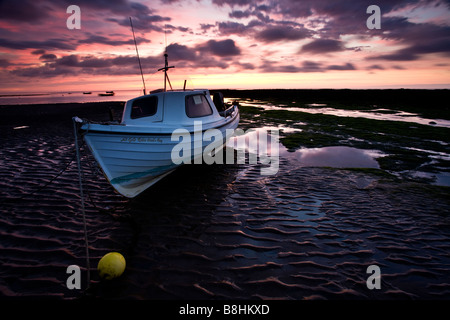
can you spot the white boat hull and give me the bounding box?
[82,111,239,198]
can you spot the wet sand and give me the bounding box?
[0,100,449,300]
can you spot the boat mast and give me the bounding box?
[158,53,174,92]
[129,17,146,95]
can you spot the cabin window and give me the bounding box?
[185,94,213,118]
[130,96,158,119]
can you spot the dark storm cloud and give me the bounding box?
[300,39,345,54]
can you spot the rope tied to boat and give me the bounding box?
[73,116,91,289]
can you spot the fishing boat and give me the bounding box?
[75,54,239,198]
[98,91,115,96]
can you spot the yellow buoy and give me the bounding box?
[97,252,126,280]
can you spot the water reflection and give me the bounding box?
[228,126,382,170]
[287,146,381,169]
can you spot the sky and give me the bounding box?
[0,0,450,93]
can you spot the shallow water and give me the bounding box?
[286,146,381,169]
[1,107,450,300]
[0,90,141,106]
[237,100,450,128]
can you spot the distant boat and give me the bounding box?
[98,91,115,96]
[75,54,239,198]
[83,92,92,94]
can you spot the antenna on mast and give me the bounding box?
[130,17,146,95]
[158,27,174,92]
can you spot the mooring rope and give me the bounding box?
[73,117,91,289]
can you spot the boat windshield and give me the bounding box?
[130,96,158,119]
[185,94,213,118]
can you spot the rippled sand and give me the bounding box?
[1,103,449,299]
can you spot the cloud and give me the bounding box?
[31,49,46,55]
[260,59,357,73]
[1,0,174,34]
[199,39,241,56]
[300,60,325,72]
[367,49,419,61]
[0,59,13,68]
[211,0,258,6]
[228,6,272,22]
[258,25,310,43]
[216,21,248,36]
[229,9,252,19]
[109,14,171,32]
[327,62,356,70]
[39,53,57,62]
[300,39,345,54]
[367,64,385,70]
[78,35,151,46]
[11,53,139,77]
[200,23,215,32]
[377,16,450,54]
[10,39,244,78]
[0,0,51,22]
[4,0,450,85]
[165,24,192,33]
[237,62,255,70]
[366,17,450,61]
[166,43,197,61]
[0,38,77,51]
[261,60,324,73]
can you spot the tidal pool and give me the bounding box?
[228,127,384,172]
[286,146,382,169]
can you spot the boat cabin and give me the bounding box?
[121,90,229,126]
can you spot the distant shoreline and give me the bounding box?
[1,88,449,122]
[0,93,51,97]
[0,101,125,127]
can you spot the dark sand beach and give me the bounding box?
[0,90,449,300]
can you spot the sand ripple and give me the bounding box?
[1,113,450,300]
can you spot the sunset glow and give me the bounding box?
[1,0,449,93]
